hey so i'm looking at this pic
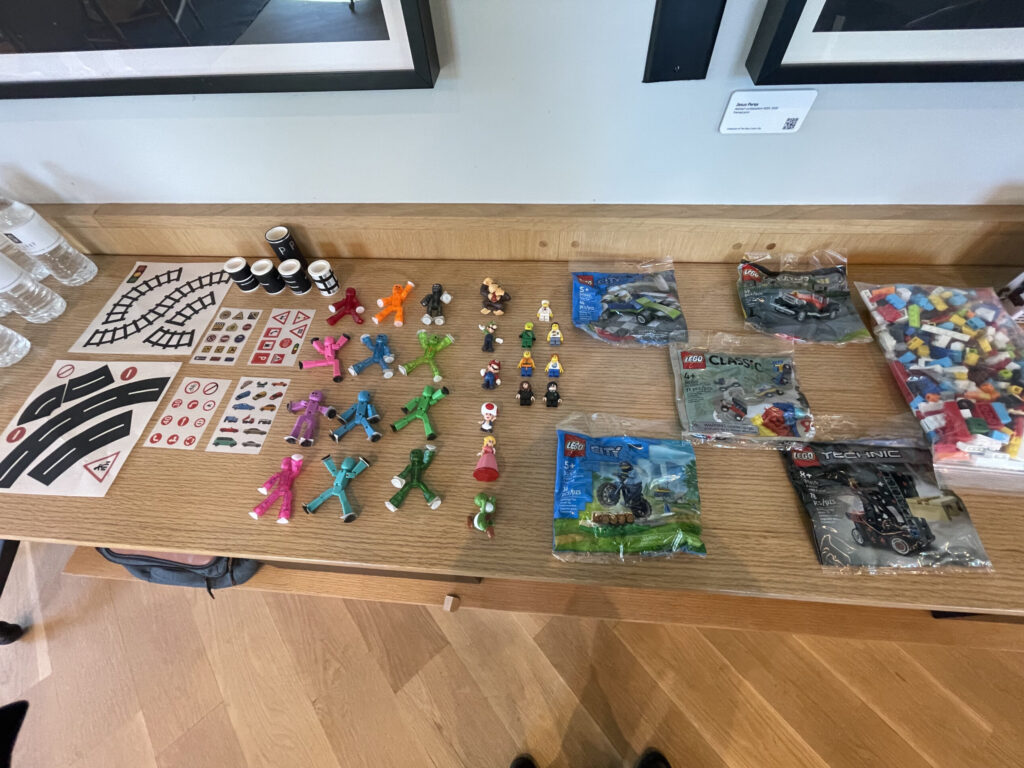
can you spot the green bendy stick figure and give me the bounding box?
[390,385,449,440]
[398,330,455,383]
[385,445,441,511]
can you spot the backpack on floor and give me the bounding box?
[96,548,260,595]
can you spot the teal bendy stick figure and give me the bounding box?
[386,446,441,511]
[303,455,369,522]
[399,330,455,383]
[390,385,449,440]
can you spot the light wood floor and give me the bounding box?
[2,544,1024,768]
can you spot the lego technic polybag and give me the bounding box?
[858,282,1024,492]
[737,251,870,345]
[782,442,991,572]
[570,258,687,346]
[669,332,815,444]
[553,413,705,562]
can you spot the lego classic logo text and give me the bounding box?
[576,274,595,287]
[681,352,706,370]
[789,449,821,468]
[563,434,587,458]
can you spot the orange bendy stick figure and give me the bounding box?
[373,281,416,327]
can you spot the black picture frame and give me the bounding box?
[747,0,1024,85]
[0,0,439,99]
[643,0,728,83]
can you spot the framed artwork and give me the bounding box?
[747,0,1024,84]
[0,0,438,98]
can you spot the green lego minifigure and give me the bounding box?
[399,330,455,383]
[467,492,496,538]
[386,445,441,511]
[519,322,536,349]
[390,385,450,439]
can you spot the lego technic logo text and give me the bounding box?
[563,434,587,458]
[681,352,706,369]
[576,274,595,287]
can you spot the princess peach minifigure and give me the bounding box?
[473,435,499,482]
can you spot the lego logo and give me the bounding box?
[576,274,595,287]
[789,449,821,468]
[563,435,586,457]
[741,265,763,281]
[682,352,706,370]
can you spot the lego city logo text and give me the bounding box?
[563,435,587,457]
[682,352,706,370]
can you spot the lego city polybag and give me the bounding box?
[669,332,815,444]
[781,442,991,572]
[858,282,1024,493]
[553,413,705,562]
[737,250,870,345]
[570,258,687,346]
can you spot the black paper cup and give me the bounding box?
[265,225,307,269]
[224,257,260,292]
[251,258,285,295]
[308,259,339,297]
[280,258,312,296]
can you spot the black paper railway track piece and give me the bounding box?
[103,267,183,323]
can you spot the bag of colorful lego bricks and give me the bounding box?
[553,413,705,562]
[570,258,687,346]
[858,282,1024,492]
[782,442,992,572]
[737,250,871,345]
[669,332,815,444]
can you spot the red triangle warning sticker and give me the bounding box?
[83,452,120,483]
[272,310,291,324]
[293,310,312,323]
[291,324,308,339]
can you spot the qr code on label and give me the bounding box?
[783,117,799,131]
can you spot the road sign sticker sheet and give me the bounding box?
[69,262,232,355]
[191,308,262,365]
[206,378,290,455]
[248,308,315,368]
[0,360,179,497]
[145,377,230,450]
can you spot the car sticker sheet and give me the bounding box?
[191,308,263,365]
[144,377,230,450]
[247,308,315,368]
[206,378,290,455]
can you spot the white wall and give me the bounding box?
[0,0,1022,205]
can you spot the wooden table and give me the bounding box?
[4,256,1024,628]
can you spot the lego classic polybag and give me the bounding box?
[737,250,870,345]
[553,413,705,562]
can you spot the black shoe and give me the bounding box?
[636,749,672,768]
[0,621,24,645]
[509,756,538,768]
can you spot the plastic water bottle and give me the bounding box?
[0,323,30,366]
[0,253,66,323]
[0,236,48,281]
[0,198,97,286]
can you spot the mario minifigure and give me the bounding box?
[285,390,338,447]
[547,322,563,346]
[399,330,455,383]
[420,283,453,325]
[332,390,383,443]
[519,322,536,349]
[479,322,503,353]
[390,385,450,440]
[519,350,534,377]
[544,381,562,407]
[481,360,501,389]
[536,300,552,323]
[386,445,442,511]
[303,455,369,522]
[467,493,497,539]
[251,454,304,524]
[545,353,563,378]
[298,334,351,383]
[373,281,416,326]
[326,287,366,326]
[347,333,396,379]
[480,278,511,315]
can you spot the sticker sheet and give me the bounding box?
[69,262,232,355]
[247,308,315,368]
[206,378,290,455]
[144,377,230,450]
[191,308,263,365]
[0,360,179,497]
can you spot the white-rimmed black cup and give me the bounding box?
[280,258,312,295]
[265,225,307,269]
[308,259,339,297]
[251,258,285,295]
[223,257,260,293]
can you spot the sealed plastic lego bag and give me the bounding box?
[737,251,870,345]
[570,258,687,346]
[553,413,705,561]
[858,282,1024,492]
[669,332,815,443]
[782,442,991,572]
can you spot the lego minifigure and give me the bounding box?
[347,333,396,379]
[519,350,534,377]
[479,322,503,353]
[546,353,563,378]
[332,390,383,443]
[480,277,511,315]
[285,390,338,447]
[468,492,496,539]
[386,445,442,511]
[481,360,501,389]
[480,402,498,432]
[373,281,416,326]
[544,381,562,407]
[326,287,365,326]
[519,322,536,349]
[303,455,369,522]
[420,283,453,325]
[298,333,351,383]
[473,435,499,482]
[399,330,455,383]
[547,322,563,346]
[536,300,552,323]
[390,385,450,440]
[251,454,304,524]
[516,380,535,406]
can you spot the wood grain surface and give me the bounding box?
[36,203,1024,265]
[2,256,1023,614]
